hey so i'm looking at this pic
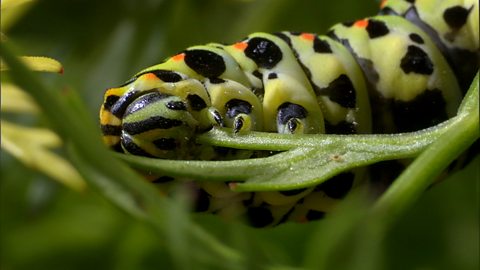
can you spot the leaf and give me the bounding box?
[1,121,86,191]
[1,0,37,32]
[1,83,40,113]
[1,56,63,73]
[118,114,456,191]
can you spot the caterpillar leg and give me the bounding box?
[231,113,252,134]
[204,77,263,133]
[262,71,325,134]
[276,102,308,134]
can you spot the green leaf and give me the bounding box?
[1,56,63,73]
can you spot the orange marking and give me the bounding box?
[354,19,369,28]
[233,42,248,51]
[300,33,315,41]
[380,0,388,9]
[143,72,158,80]
[172,53,185,61]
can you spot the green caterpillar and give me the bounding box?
[100,0,479,227]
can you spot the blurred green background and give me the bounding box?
[1,0,478,269]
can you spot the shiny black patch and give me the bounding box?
[366,19,390,38]
[247,205,274,228]
[392,88,447,132]
[101,124,122,136]
[187,94,207,111]
[143,69,183,82]
[166,101,187,111]
[184,49,226,78]
[443,6,471,29]
[123,116,183,135]
[409,33,424,44]
[279,188,307,196]
[110,90,142,118]
[400,45,434,75]
[277,103,308,125]
[287,120,298,133]
[268,72,278,80]
[152,138,177,150]
[233,117,244,133]
[313,37,332,53]
[225,99,252,118]
[314,74,356,108]
[324,120,357,134]
[103,95,120,111]
[317,172,354,199]
[306,210,325,221]
[124,92,171,116]
[245,37,283,69]
[209,77,226,84]
[342,21,354,27]
[121,134,153,157]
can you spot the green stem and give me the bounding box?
[116,73,478,191]
[197,120,453,151]
[118,115,457,191]
[371,75,479,229]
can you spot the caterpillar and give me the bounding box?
[99,0,479,227]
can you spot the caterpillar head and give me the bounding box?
[99,70,222,159]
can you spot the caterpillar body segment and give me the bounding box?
[99,0,479,227]
[329,15,462,133]
[380,0,479,89]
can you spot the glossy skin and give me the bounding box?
[100,0,479,227]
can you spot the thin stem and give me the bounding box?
[371,75,479,229]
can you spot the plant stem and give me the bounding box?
[370,75,479,229]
